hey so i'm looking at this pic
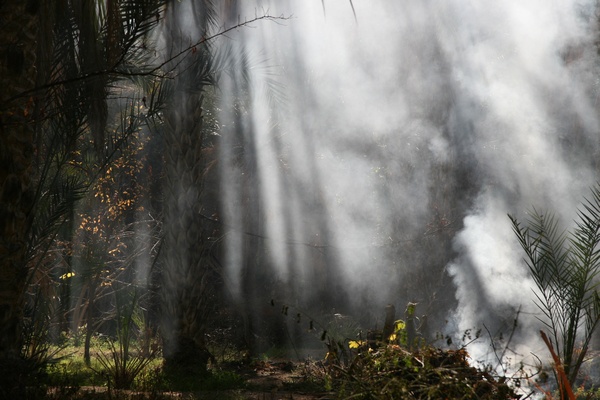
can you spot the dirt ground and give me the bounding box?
[225,359,334,400]
[59,360,335,400]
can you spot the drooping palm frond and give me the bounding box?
[110,0,166,77]
[44,0,167,150]
[27,176,87,258]
[212,42,288,116]
[24,0,169,309]
[564,185,600,383]
[26,67,89,269]
[510,212,568,353]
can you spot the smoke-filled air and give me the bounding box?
[6,0,600,397]
[217,0,600,362]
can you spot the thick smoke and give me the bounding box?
[218,0,600,360]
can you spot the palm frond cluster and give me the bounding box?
[19,0,168,385]
[26,0,167,312]
[510,185,600,389]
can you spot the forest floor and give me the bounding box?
[47,359,334,400]
[230,359,333,399]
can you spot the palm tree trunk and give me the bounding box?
[0,0,39,397]
[159,1,218,376]
[161,87,213,374]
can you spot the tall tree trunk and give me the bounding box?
[161,88,214,375]
[159,1,217,376]
[0,0,39,397]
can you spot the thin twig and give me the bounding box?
[2,14,291,107]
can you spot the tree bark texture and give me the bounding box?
[159,1,217,376]
[0,0,38,397]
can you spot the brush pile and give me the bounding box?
[322,344,521,400]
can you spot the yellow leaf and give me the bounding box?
[60,272,75,280]
[348,340,365,349]
[394,320,406,332]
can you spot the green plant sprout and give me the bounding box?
[92,286,158,389]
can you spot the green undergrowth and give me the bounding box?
[42,340,246,396]
[35,327,590,399]
[159,369,246,392]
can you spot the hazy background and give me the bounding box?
[215,0,600,363]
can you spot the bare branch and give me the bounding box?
[2,14,292,108]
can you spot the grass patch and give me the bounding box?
[159,369,246,392]
[44,339,163,390]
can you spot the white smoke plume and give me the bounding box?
[218,0,600,363]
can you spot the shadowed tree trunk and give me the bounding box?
[159,0,219,376]
[0,0,39,397]
[161,83,215,375]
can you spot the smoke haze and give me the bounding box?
[216,0,600,362]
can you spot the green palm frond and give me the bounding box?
[510,212,567,355]
[27,175,87,254]
[45,0,167,150]
[102,97,144,161]
[25,0,167,282]
[570,186,600,283]
[213,43,288,115]
[510,183,600,388]
[193,0,219,28]
[112,1,166,75]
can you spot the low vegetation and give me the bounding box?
[10,311,543,400]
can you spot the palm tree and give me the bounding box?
[159,0,222,376]
[510,186,600,396]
